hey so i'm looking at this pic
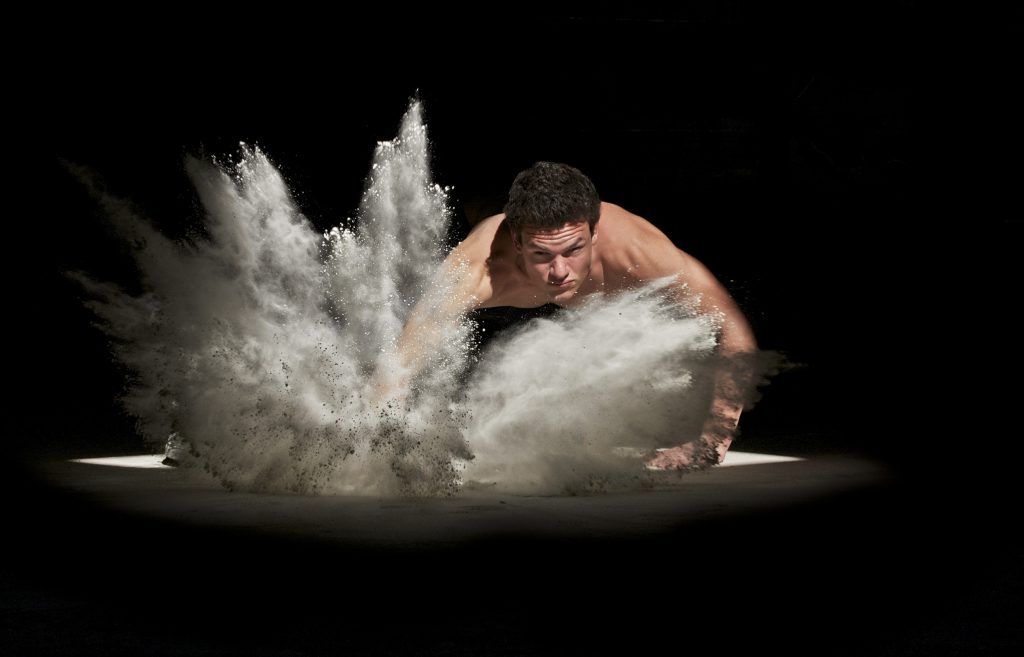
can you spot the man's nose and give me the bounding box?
[550,257,569,279]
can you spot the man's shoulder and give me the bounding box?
[442,214,512,307]
[598,203,687,280]
[458,213,507,254]
[599,203,676,253]
[600,202,667,236]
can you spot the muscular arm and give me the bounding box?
[612,216,758,469]
[657,251,759,468]
[374,240,488,402]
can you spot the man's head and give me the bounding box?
[503,162,601,301]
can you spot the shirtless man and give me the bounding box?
[388,161,759,470]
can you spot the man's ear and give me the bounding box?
[591,223,599,243]
[510,227,522,251]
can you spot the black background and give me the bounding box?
[8,7,1022,656]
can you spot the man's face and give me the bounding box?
[513,220,598,303]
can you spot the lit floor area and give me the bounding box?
[48,451,880,545]
[70,449,808,469]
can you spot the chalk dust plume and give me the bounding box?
[65,99,780,496]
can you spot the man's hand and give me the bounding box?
[644,433,733,471]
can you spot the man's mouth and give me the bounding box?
[550,279,574,288]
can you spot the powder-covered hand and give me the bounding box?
[644,434,729,471]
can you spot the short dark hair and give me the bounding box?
[503,162,600,241]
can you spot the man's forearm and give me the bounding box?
[373,254,480,403]
[694,311,759,463]
[696,355,753,462]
